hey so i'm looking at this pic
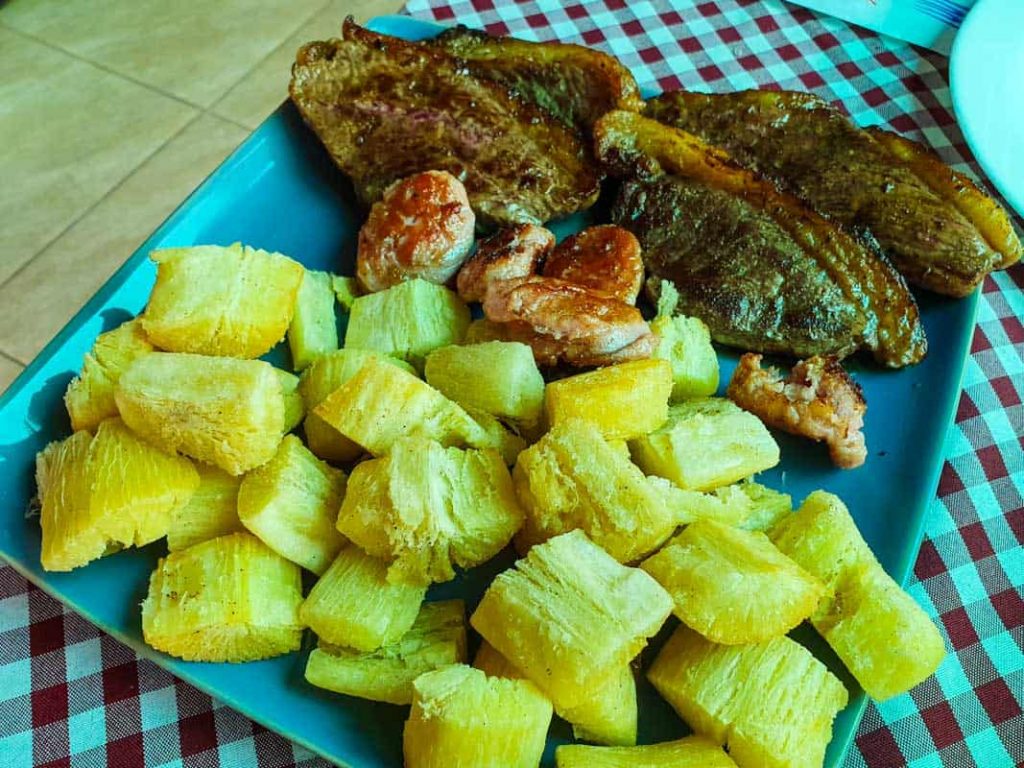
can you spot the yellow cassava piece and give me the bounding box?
[474,641,638,747]
[299,349,416,463]
[305,599,465,705]
[544,358,673,440]
[771,490,946,700]
[288,269,338,371]
[513,419,679,562]
[300,546,425,651]
[142,533,304,662]
[630,398,779,491]
[64,319,153,432]
[37,418,198,572]
[648,625,848,768]
[115,352,285,475]
[166,465,243,552]
[337,437,523,585]
[237,435,347,575]
[471,530,672,710]
[313,357,489,457]
[403,664,552,768]
[555,735,738,768]
[641,520,824,644]
[345,278,470,368]
[424,341,545,427]
[142,243,304,358]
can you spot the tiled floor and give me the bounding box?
[0,0,401,394]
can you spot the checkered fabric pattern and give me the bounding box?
[1,1,1021,766]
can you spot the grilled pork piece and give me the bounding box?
[289,20,601,228]
[728,354,867,469]
[431,25,644,134]
[596,110,926,368]
[647,90,1022,297]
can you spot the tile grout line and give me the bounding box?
[0,20,208,114]
[0,349,26,368]
[207,0,333,129]
[0,111,206,299]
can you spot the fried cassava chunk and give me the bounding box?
[64,319,153,432]
[544,359,672,440]
[424,341,545,429]
[403,664,553,768]
[597,110,926,367]
[237,435,347,575]
[274,368,304,433]
[641,520,824,644]
[771,491,946,700]
[648,625,848,768]
[287,268,338,371]
[475,641,638,747]
[305,599,466,705]
[338,437,523,585]
[344,279,470,369]
[142,243,304,358]
[299,349,416,463]
[471,530,672,710]
[142,533,304,662]
[300,546,426,651]
[166,465,243,552]
[313,357,493,457]
[647,90,1021,297]
[432,25,644,133]
[115,353,285,475]
[630,398,779,492]
[37,419,198,571]
[290,20,600,228]
[650,282,719,399]
[555,736,738,768]
[513,419,680,563]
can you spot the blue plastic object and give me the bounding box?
[0,15,977,768]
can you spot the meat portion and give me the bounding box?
[596,110,926,368]
[456,224,554,303]
[431,25,644,134]
[356,171,475,292]
[482,276,657,367]
[541,225,644,304]
[647,90,1022,297]
[289,20,601,228]
[727,353,867,469]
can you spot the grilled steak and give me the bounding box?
[647,90,1021,297]
[431,25,644,134]
[289,20,601,228]
[596,110,927,368]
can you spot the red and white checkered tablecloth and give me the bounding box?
[2,1,1022,766]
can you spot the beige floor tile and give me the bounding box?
[0,0,326,108]
[0,355,25,396]
[213,0,404,130]
[0,27,197,286]
[0,114,248,364]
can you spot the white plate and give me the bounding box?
[950,0,1024,217]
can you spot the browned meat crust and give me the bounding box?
[289,19,601,228]
[727,353,867,469]
[596,110,926,368]
[431,24,644,134]
[647,90,1021,297]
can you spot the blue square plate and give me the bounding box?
[0,15,974,768]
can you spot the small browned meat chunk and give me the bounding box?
[727,353,867,469]
[482,275,656,367]
[356,170,475,292]
[541,225,645,304]
[456,224,554,303]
